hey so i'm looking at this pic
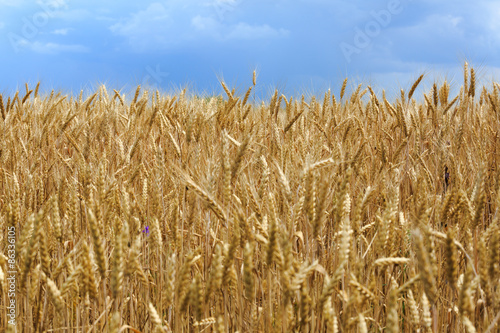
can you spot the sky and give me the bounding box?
[1,0,500,99]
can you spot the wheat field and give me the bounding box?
[1,65,500,332]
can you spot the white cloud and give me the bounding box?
[109,2,176,51]
[52,28,71,35]
[191,15,219,31]
[192,15,289,40]
[50,9,92,21]
[484,2,500,31]
[110,2,288,51]
[428,14,463,31]
[35,0,67,9]
[110,3,171,36]
[28,41,89,54]
[227,22,289,39]
[8,37,88,54]
[395,13,464,37]
[0,0,24,6]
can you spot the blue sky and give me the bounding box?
[1,0,500,99]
